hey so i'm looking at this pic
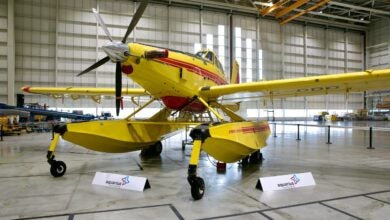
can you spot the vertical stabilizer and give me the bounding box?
[230,60,240,84]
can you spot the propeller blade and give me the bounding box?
[77,56,110,76]
[122,0,149,43]
[92,8,113,42]
[115,62,122,116]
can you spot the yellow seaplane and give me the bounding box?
[22,0,390,200]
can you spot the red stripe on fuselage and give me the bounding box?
[156,57,228,85]
[229,125,270,134]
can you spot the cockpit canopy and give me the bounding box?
[195,50,225,74]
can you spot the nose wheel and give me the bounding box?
[47,134,67,178]
[49,160,67,177]
[187,139,206,200]
[188,176,205,200]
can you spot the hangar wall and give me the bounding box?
[0,0,7,104]
[0,0,369,118]
[367,17,390,69]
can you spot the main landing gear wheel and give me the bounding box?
[141,141,163,157]
[50,160,67,177]
[249,151,263,164]
[241,156,249,167]
[153,141,163,155]
[189,177,205,200]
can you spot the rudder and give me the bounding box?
[230,60,240,84]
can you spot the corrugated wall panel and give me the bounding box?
[367,18,389,69]
[0,0,7,103]
[169,7,200,53]
[258,19,282,81]
[15,0,57,106]
[203,11,229,75]
[284,24,304,79]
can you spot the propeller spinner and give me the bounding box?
[77,0,149,116]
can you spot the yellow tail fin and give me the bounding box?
[230,60,240,84]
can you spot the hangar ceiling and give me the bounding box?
[162,0,390,30]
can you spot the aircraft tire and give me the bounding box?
[50,160,66,177]
[249,151,262,164]
[152,141,162,156]
[241,156,249,167]
[191,177,205,200]
[141,141,162,157]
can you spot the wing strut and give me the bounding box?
[125,98,157,120]
[196,97,224,122]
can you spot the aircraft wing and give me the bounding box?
[21,86,150,104]
[22,86,149,96]
[199,69,390,99]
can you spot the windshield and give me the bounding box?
[195,51,207,58]
[195,50,225,74]
[196,51,214,63]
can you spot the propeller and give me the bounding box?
[92,8,113,42]
[115,62,122,116]
[77,0,149,116]
[77,56,110,77]
[122,0,149,43]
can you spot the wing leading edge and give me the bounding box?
[21,86,149,104]
[199,69,390,99]
[22,86,149,96]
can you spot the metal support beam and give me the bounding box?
[200,7,203,48]
[163,0,367,31]
[303,24,308,117]
[325,28,329,111]
[7,0,15,105]
[55,0,59,88]
[259,0,289,16]
[329,1,390,16]
[275,0,308,19]
[255,16,259,80]
[168,5,171,48]
[300,10,370,24]
[344,30,348,73]
[229,13,233,81]
[280,0,331,25]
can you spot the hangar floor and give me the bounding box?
[1,121,390,220]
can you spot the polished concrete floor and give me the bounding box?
[1,121,390,219]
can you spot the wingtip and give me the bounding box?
[21,86,30,92]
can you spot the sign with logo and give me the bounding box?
[256,172,315,192]
[92,172,150,192]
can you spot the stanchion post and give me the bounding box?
[326,125,332,144]
[0,124,3,141]
[367,127,374,149]
[296,124,301,141]
[273,123,277,138]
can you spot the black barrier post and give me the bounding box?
[0,124,3,141]
[296,124,301,141]
[51,124,54,140]
[326,125,332,144]
[367,127,374,149]
[273,123,277,137]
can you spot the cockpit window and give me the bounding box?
[196,50,225,74]
[195,51,207,58]
[205,52,214,62]
[195,51,214,63]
